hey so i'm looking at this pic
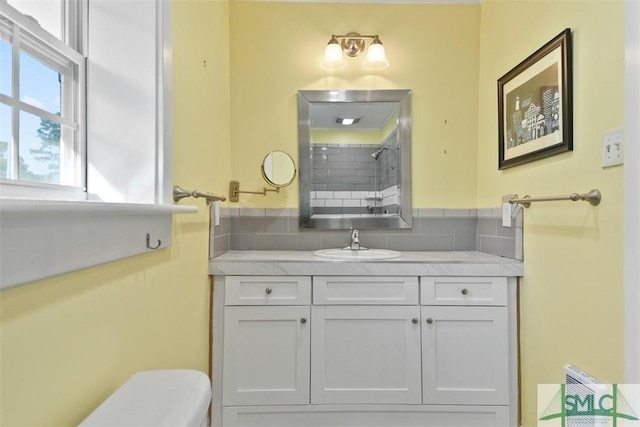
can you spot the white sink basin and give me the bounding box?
[314,248,401,261]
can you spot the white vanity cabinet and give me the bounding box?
[212,273,519,427]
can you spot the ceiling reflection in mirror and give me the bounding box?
[298,90,412,229]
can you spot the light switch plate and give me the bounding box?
[601,128,624,167]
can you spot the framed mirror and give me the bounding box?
[298,89,412,229]
[262,150,297,188]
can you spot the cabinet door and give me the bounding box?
[422,306,509,405]
[223,306,310,406]
[311,306,422,404]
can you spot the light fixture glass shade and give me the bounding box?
[321,40,346,70]
[363,39,389,70]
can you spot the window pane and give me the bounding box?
[0,103,12,179]
[19,50,62,115]
[0,41,11,96]
[7,0,63,41]
[19,110,60,184]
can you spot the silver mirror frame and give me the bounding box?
[298,89,412,230]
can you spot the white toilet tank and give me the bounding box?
[79,369,211,427]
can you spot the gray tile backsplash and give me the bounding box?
[454,234,477,251]
[477,235,516,259]
[475,206,524,260]
[210,206,524,260]
[418,217,478,235]
[387,234,455,251]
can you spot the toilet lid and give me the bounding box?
[79,369,211,427]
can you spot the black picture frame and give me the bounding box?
[498,29,573,170]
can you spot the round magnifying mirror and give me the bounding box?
[261,150,297,188]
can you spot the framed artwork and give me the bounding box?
[498,29,573,169]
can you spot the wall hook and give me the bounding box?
[146,233,162,250]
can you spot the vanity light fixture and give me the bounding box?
[321,32,389,71]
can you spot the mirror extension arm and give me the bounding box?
[229,150,297,203]
[229,181,280,202]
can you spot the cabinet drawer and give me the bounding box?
[420,277,507,306]
[223,405,510,427]
[313,276,419,305]
[225,276,311,305]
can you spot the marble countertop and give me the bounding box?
[210,250,523,277]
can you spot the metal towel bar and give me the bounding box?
[173,185,226,204]
[508,189,601,208]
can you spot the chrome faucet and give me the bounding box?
[344,229,367,250]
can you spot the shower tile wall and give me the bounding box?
[311,144,377,192]
[310,186,400,217]
[377,144,399,190]
[310,144,399,216]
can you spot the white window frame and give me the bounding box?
[0,0,197,290]
[0,1,86,197]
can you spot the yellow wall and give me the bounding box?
[175,0,232,199]
[0,0,230,425]
[0,2,627,426]
[228,1,481,208]
[476,1,625,426]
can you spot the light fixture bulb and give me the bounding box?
[321,37,347,70]
[363,37,389,70]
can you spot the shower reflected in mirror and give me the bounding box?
[371,147,388,160]
[298,89,412,230]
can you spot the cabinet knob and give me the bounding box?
[426,318,434,324]
[461,288,469,296]
[412,318,419,324]
[300,318,307,324]
[265,287,272,295]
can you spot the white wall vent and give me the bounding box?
[564,364,609,427]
